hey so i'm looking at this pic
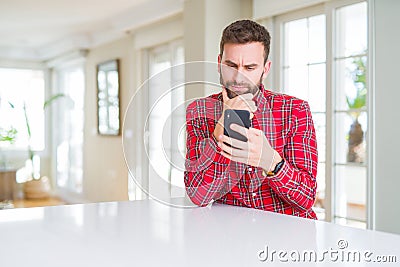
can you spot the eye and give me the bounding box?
[246,66,255,71]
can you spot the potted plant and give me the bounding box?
[23,93,66,199]
[0,126,17,169]
[0,101,18,169]
[346,57,366,163]
[0,127,17,144]
[0,126,18,206]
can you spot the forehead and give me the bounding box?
[222,42,264,63]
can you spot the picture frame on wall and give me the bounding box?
[96,59,121,136]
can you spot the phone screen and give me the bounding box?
[223,109,251,142]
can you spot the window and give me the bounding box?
[146,40,185,199]
[275,0,368,228]
[0,68,45,154]
[53,65,85,194]
[281,13,327,220]
[333,1,368,228]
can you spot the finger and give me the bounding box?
[220,151,250,165]
[219,135,247,150]
[237,93,253,101]
[220,150,232,160]
[230,123,250,137]
[248,127,263,137]
[218,142,248,158]
[230,102,249,111]
[247,102,257,113]
[238,99,256,112]
[227,101,256,113]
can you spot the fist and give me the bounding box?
[221,87,257,115]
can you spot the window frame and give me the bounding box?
[50,55,86,202]
[145,39,185,200]
[269,0,370,228]
[0,65,51,166]
[127,17,184,201]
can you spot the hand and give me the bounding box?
[217,124,282,172]
[213,87,257,139]
[221,87,257,113]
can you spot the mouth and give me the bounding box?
[230,85,248,92]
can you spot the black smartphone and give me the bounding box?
[224,109,251,142]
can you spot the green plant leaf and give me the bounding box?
[0,127,18,143]
[43,93,66,109]
[347,55,367,111]
[23,102,32,139]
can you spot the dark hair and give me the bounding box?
[220,20,271,63]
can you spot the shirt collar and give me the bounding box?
[253,84,270,108]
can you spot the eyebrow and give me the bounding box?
[223,60,259,68]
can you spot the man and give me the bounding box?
[184,20,318,219]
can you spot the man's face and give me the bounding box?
[218,42,271,99]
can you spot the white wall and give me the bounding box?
[83,36,134,202]
[372,0,400,235]
[253,0,328,19]
[183,0,252,99]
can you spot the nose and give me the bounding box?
[232,67,247,84]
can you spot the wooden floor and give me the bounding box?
[12,197,65,208]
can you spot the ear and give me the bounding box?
[261,60,272,80]
[217,54,222,74]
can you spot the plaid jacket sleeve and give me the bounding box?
[268,100,318,211]
[184,99,246,206]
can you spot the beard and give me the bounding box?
[219,71,263,99]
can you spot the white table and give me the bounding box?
[0,199,399,266]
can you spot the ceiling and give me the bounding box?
[0,0,183,61]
